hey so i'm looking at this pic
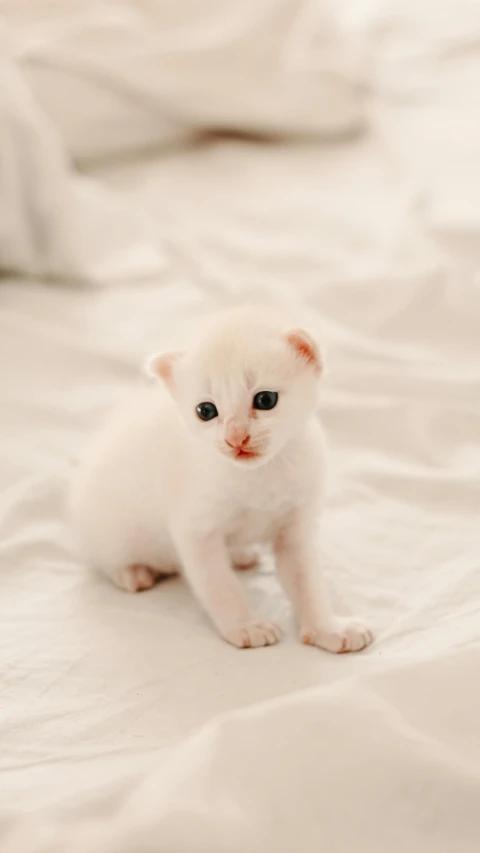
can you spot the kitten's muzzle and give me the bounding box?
[225,430,261,460]
[225,434,251,452]
[223,424,266,462]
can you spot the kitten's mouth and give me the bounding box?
[223,447,261,463]
[221,444,266,464]
[235,449,258,460]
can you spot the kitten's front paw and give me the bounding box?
[301,618,374,654]
[222,621,281,649]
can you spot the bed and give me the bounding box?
[1,1,480,850]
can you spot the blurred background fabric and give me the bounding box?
[4,0,367,161]
[0,0,367,280]
[1,1,480,852]
[0,23,165,281]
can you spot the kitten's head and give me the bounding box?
[146,307,323,467]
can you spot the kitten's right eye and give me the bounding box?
[196,402,218,421]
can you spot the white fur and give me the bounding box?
[69,306,373,652]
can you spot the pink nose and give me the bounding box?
[225,432,251,451]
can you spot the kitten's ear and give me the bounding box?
[286,329,323,375]
[144,350,185,391]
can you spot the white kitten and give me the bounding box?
[69,306,373,652]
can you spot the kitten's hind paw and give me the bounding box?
[222,621,281,649]
[231,546,261,570]
[301,618,374,654]
[113,564,158,593]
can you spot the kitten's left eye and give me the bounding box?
[253,391,278,410]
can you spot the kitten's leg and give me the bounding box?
[230,545,261,570]
[274,517,373,653]
[176,533,280,648]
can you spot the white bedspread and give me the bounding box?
[2,1,480,850]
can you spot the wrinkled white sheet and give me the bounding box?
[2,0,480,851]
[4,649,480,853]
